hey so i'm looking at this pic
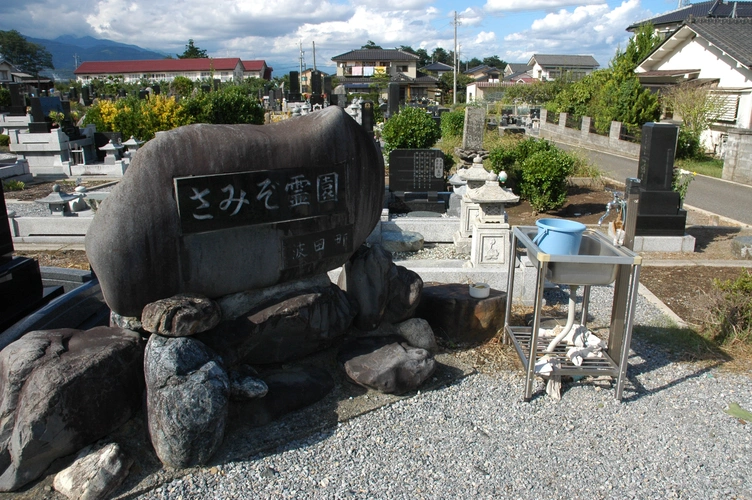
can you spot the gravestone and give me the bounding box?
[85,106,384,317]
[0,183,64,332]
[310,70,322,95]
[289,71,300,94]
[29,96,64,134]
[387,83,400,119]
[462,107,486,151]
[324,76,333,96]
[633,123,687,236]
[388,149,446,213]
[7,83,26,116]
[361,101,374,135]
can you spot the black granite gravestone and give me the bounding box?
[290,71,300,94]
[387,82,400,119]
[361,101,374,135]
[310,70,322,95]
[7,83,26,116]
[388,149,447,213]
[633,123,687,236]
[0,183,64,332]
[323,76,332,96]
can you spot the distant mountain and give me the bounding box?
[25,34,168,81]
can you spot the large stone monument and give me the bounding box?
[86,106,385,318]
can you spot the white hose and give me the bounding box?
[545,285,579,352]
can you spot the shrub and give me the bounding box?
[440,109,465,138]
[488,137,558,193]
[0,87,10,107]
[0,134,9,147]
[703,269,752,346]
[381,106,441,156]
[676,127,703,160]
[520,149,575,212]
[3,180,25,191]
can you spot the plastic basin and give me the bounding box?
[546,233,620,285]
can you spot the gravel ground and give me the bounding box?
[132,286,752,500]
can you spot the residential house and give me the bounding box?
[634,17,752,152]
[241,60,273,80]
[503,63,533,79]
[331,49,439,102]
[421,61,453,79]
[0,58,16,84]
[74,58,265,84]
[627,0,752,38]
[464,65,502,82]
[527,54,599,81]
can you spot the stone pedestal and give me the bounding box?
[415,283,506,345]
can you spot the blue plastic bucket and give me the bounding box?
[533,218,586,255]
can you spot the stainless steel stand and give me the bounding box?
[504,227,642,401]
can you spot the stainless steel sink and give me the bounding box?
[518,227,641,286]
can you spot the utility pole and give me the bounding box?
[453,11,460,105]
[312,41,317,71]
[299,41,305,94]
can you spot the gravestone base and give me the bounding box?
[632,234,696,253]
[452,231,472,254]
[634,210,688,237]
[470,224,511,267]
[0,257,65,332]
[388,192,447,214]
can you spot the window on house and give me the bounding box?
[397,66,408,73]
[713,92,740,122]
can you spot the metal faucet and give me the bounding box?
[598,189,626,226]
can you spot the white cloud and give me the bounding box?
[485,0,603,13]
[501,0,648,65]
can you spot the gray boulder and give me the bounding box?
[144,335,229,468]
[381,230,424,253]
[338,244,422,331]
[229,366,269,400]
[86,106,384,317]
[338,336,436,394]
[53,443,132,500]
[0,327,144,492]
[141,293,221,337]
[357,318,438,355]
[198,284,356,366]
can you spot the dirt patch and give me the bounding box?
[4,179,112,201]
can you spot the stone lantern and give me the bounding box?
[122,136,144,158]
[466,171,520,267]
[453,155,494,252]
[35,184,82,216]
[99,140,124,165]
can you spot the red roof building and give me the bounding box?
[74,58,271,84]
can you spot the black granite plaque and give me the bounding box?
[389,149,445,193]
[174,164,348,234]
[283,225,353,269]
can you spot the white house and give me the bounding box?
[527,54,599,81]
[635,17,752,152]
[74,58,270,85]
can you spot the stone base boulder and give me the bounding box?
[0,327,144,492]
[338,336,436,394]
[198,284,356,366]
[381,230,424,253]
[415,283,507,345]
[144,335,229,468]
[53,443,132,500]
[338,244,423,331]
[141,293,221,337]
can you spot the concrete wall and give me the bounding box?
[723,128,752,185]
[539,109,641,159]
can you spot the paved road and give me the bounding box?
[557,143,752,226]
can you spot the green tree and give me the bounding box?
[502,80,564,106]
[0,29,54,76]
[465,58,483,69]
[663,81,726,140]
[438,72,473,104]
[170,76,194,97]
[399,46,430,68]
[0,87,10,106]
[431,47,451,65]
[178,39,208,59]
[381,106,440,156]
[361,40,382,49]
[482,55,506,69]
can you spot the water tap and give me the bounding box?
[598,189,625,226]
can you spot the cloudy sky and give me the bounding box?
[1,0,682,75]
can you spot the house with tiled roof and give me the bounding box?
[504,63,533,78]
[331,49,439,102]
[464,65,502,82]
[74,58,271,84]
[241,60,273,80]
[627,0,752,37]
[635,17,752,151]
[527,54,599,81]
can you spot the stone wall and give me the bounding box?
[722,128,752,185]
[539,109,641,159]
